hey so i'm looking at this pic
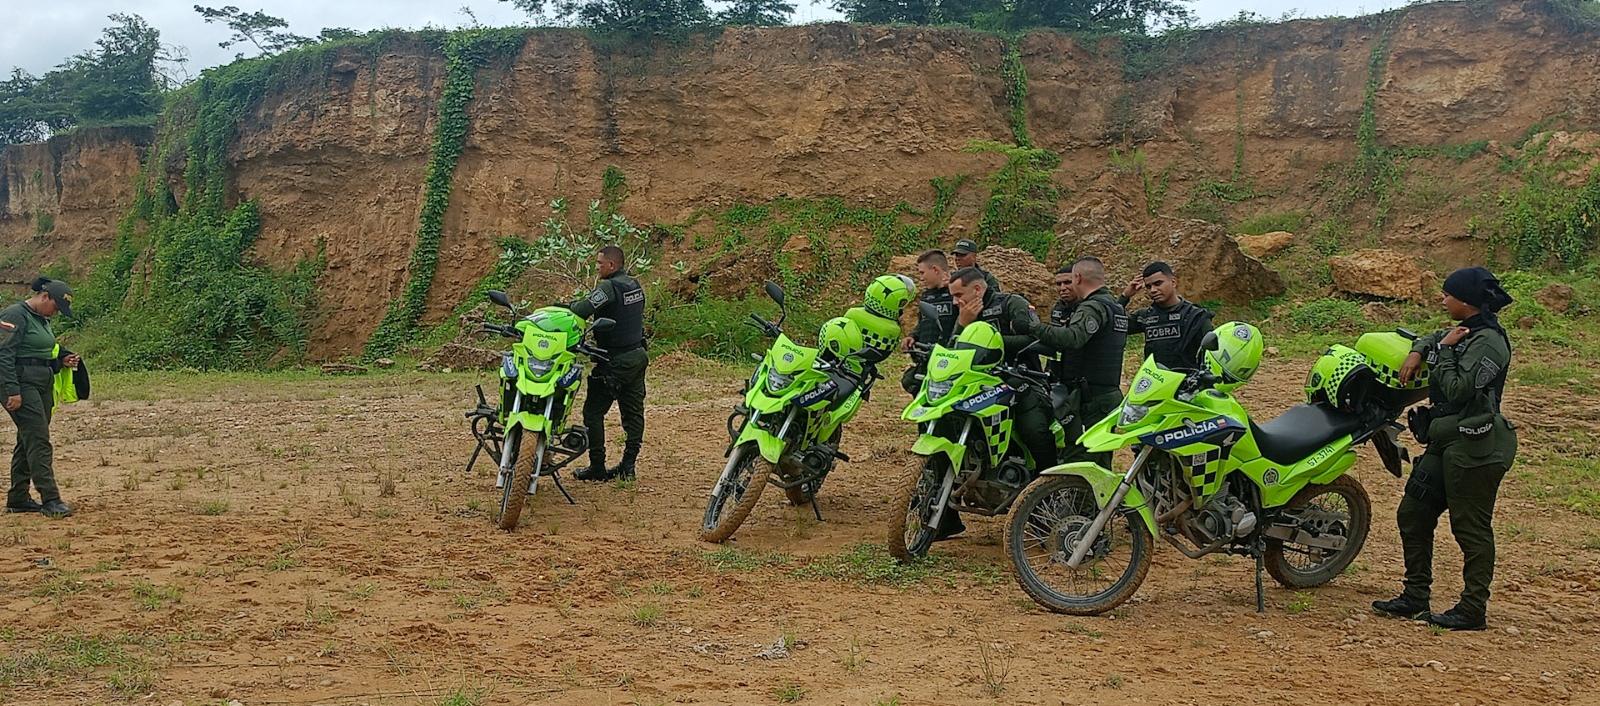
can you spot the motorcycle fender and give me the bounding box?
[1306,447,1357,485]
[506,411,551,434]
[516,375,557,397]
[910,434,965,469]
[1038,462,1158,536]
[735,424,787,464]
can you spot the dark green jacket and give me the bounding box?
[1411,316,1516,466]
[0,302,56,397]
[1031,288,1129,389]
[952,289,1038,368]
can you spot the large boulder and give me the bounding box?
[1328,249,1434,302]
[890,246,1057,310]
[1236,231,1294,259]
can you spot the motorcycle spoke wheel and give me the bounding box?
[497,432,543,532]
[699,445,770,543]
[1005,475,1151,616]
[886,455,943,563]
[1265,475,1371,589]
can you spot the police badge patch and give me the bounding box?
[1475,358,1501,388]
[1233,326,1252,341]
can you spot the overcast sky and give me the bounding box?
[4,0,1413,76]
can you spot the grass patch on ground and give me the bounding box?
[788,543,1003,588]
[0,632,158,692]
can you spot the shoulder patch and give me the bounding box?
[0,320,13,330]
[588,289,609,306]
[1474,357,1501,389]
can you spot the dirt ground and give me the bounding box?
[3,350,1599,706]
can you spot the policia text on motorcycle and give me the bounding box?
[1119,261,1214,371]
[1373,267,1518,631]
[1030,257,1129,465]
[900,249,956,394]
[1,278,80,518]
[568,246,649,482]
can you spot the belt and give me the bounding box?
[16,357,54,368]
[605,341,646,354]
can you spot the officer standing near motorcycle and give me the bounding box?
[1373,267,1518,631]
[1029,257,1129,464]
[950,240,1002,293]
[1119,261,1213,370]
[949,266,1052,469]
[569,246,648,482]
[1043,266,1087,455]
[901,250,956,394]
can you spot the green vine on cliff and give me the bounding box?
[363,28,527,359]
[1001,38,1032,147]
[969,139,1061,259]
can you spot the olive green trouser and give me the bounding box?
[7,364,58,505]
[1397,448,1509,616]
[584,348,649,466]
[1077,388,1123,469]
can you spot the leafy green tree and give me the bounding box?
[0,70,74,144]
[831,0,1191,33]
[317,27,364,42]
[56,13,169,125]
[194,5,312,57]
[500,0,713,35]
[717,0,796,25]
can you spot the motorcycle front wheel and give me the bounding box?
[886,454,944,563]
[497,430,544,532]
[699,443,771,543]
[1005,475,1151,615]
[1264,474,1371,588]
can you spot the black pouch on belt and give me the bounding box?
[1406,406,1433,445]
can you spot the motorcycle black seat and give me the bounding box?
[1249,403,1362,465]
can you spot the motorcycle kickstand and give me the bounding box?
[551,471,577,505]
[810,497,824,522]
[465,443,482,475]
[1252,535,1266,614]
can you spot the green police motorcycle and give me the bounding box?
[699,283,888,543]
[1005,322,1427,615]
[465,290,614,531]
[887,318,1071,561]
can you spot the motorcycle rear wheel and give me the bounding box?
[886,454,943,563]
[497,431,543,532]
[1005,475,1151,615]
[1264,474,1371,588]
[699,443,771,543]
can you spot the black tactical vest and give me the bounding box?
[1048,299,1078,383]
[1079,290,1129,388]
[1132,300,1207,371]
[596,272,646,351]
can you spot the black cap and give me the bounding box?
[951,239,979,255]
[42,280,73,317]
[1443,266,1512,314]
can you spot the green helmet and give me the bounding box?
[817,316,865,363]
[1203,321,1264,388]
[864,274,916,319]
[529,306,586,348]
[1306,344,1372,409]
[953,321,1004,370]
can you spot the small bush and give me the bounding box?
[1285,299,1367,334]
[1235,211,1307,236]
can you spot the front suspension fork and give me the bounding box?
[1065,446,1152,569]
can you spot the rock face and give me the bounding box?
[1535,283,1574,313]
[1,2,1597,357]
[1329,249,1435,302]
[1236,231,1294,259]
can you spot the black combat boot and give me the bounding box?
[575,450,613,482]
[1371,594,1430,620]
[1427,605,1487,631]
[608,441,640,481]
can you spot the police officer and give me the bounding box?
[1042,266,1087,457]
[900,249,956,394]
[1030,257,1129,466]
[569,246,648,482]
[950,240,1001,293]
[1119,261,1213,370]
[1,277,78,518]
[948,266,1051,468]
[1373,267,1517,631]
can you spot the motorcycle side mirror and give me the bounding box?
[918,300,940,320]
[1200,330,1220,352]
[764,282,786,308]
[591,317,616,333]
[487,290,513,309]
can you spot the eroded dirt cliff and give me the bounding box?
[1,0,1596,358]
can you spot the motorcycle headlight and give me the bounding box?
[1119,403,1151,426]
[926,380,954,402]
[765,369,794,393]
[525,357,555,378]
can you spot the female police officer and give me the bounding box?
[1,277,78,518]
[1372,267,1516,631]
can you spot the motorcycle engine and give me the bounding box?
[995,458,1029,489]
[1190,490,1258,544]
[798,444,837,478]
